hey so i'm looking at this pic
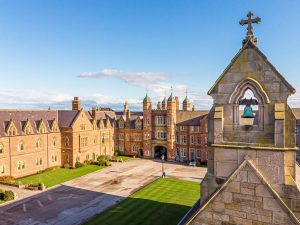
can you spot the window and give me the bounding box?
[119,134,124,140]
[156,116,166,125]
[119,146,124,152]
[206,152,208,160]
[205,124,208,133]
[39,125,46,134]
[25,125,33,135]
[94,136,97,144]
[119,121,124,128]
[18,141,24,151]
[55,155,57,162]
[80,124,86,130]
[197,136,201,144]
[176,135,179,144]
[86,154,89,160]
[132,145,137,152]
[8,126,17,136]
[36,158,42,166]
[180,126,186,131]
[0,144,3,154]
[36,139,42,149]
[18,161,25,170]
[190,136,194,144]
[180,148,186,157]
[76,156,80,162]
[65,137,70,147]
[296,128,299,136]
[197,149,201,158]
[190,126,194,132]
[52,137,57,147]
[0,165,4,174]
[80,137,88,147]
[52,156,54,162]
[181,135,187,144]
[156,131,166,140]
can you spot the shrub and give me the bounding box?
[0,189,4,200]
[75,162,85,168]
[83,160,94,165]
[4,190,14,201]
[97,155,111,161]
[98,160,111,166]
[63,163,70,169]
[0,176,15,183]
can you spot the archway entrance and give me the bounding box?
[139,148,144,157]
[154,146,167,160]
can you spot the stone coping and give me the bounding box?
[211,143,298,151]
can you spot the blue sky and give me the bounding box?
[0,0,299,111]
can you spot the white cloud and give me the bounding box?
[78,69,168,87]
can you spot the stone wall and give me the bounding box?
[191,162,299,225]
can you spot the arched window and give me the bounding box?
[18,141,24,151]
[132,145,137,152]
[0,143,3,154]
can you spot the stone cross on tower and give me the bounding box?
[240,11,261,45]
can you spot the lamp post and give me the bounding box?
[161,154,165,178]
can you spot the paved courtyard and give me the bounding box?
[0,159,206,225]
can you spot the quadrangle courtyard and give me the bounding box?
[0,158,206,225]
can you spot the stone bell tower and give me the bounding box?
[183,12,300,225]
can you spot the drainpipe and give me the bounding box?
[9,136,11,176]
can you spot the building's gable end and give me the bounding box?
[208,41,295,101]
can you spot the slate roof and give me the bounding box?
[0,110,58,137]
[176,110,208,126]
[57,110,79,128]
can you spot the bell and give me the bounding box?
[242,106,255,118]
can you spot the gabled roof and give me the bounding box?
[184,159,300,225]
[208,40,296,95]
[57,110,79,128]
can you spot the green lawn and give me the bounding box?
[117,156,131,161]
[84,178,200,225]
[17,165,105,188]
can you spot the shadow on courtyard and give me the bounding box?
[0,184,193,225]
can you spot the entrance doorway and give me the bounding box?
[191,151,195,162]
[154,146,167,160]
[139,148,144,157]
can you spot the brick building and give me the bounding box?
[0,95,208,178]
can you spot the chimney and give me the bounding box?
[157,101,161,110]
[72,97,81,111]
[124,101,128,113]
[175,96,179,110]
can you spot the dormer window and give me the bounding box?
[8,127,16,136]
[25,126,32,135]
[80,124,86,130]
[39,126,46,134]
[119,120,124,128]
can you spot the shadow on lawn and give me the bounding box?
[84,197,192,225]
[0,184,193,225]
